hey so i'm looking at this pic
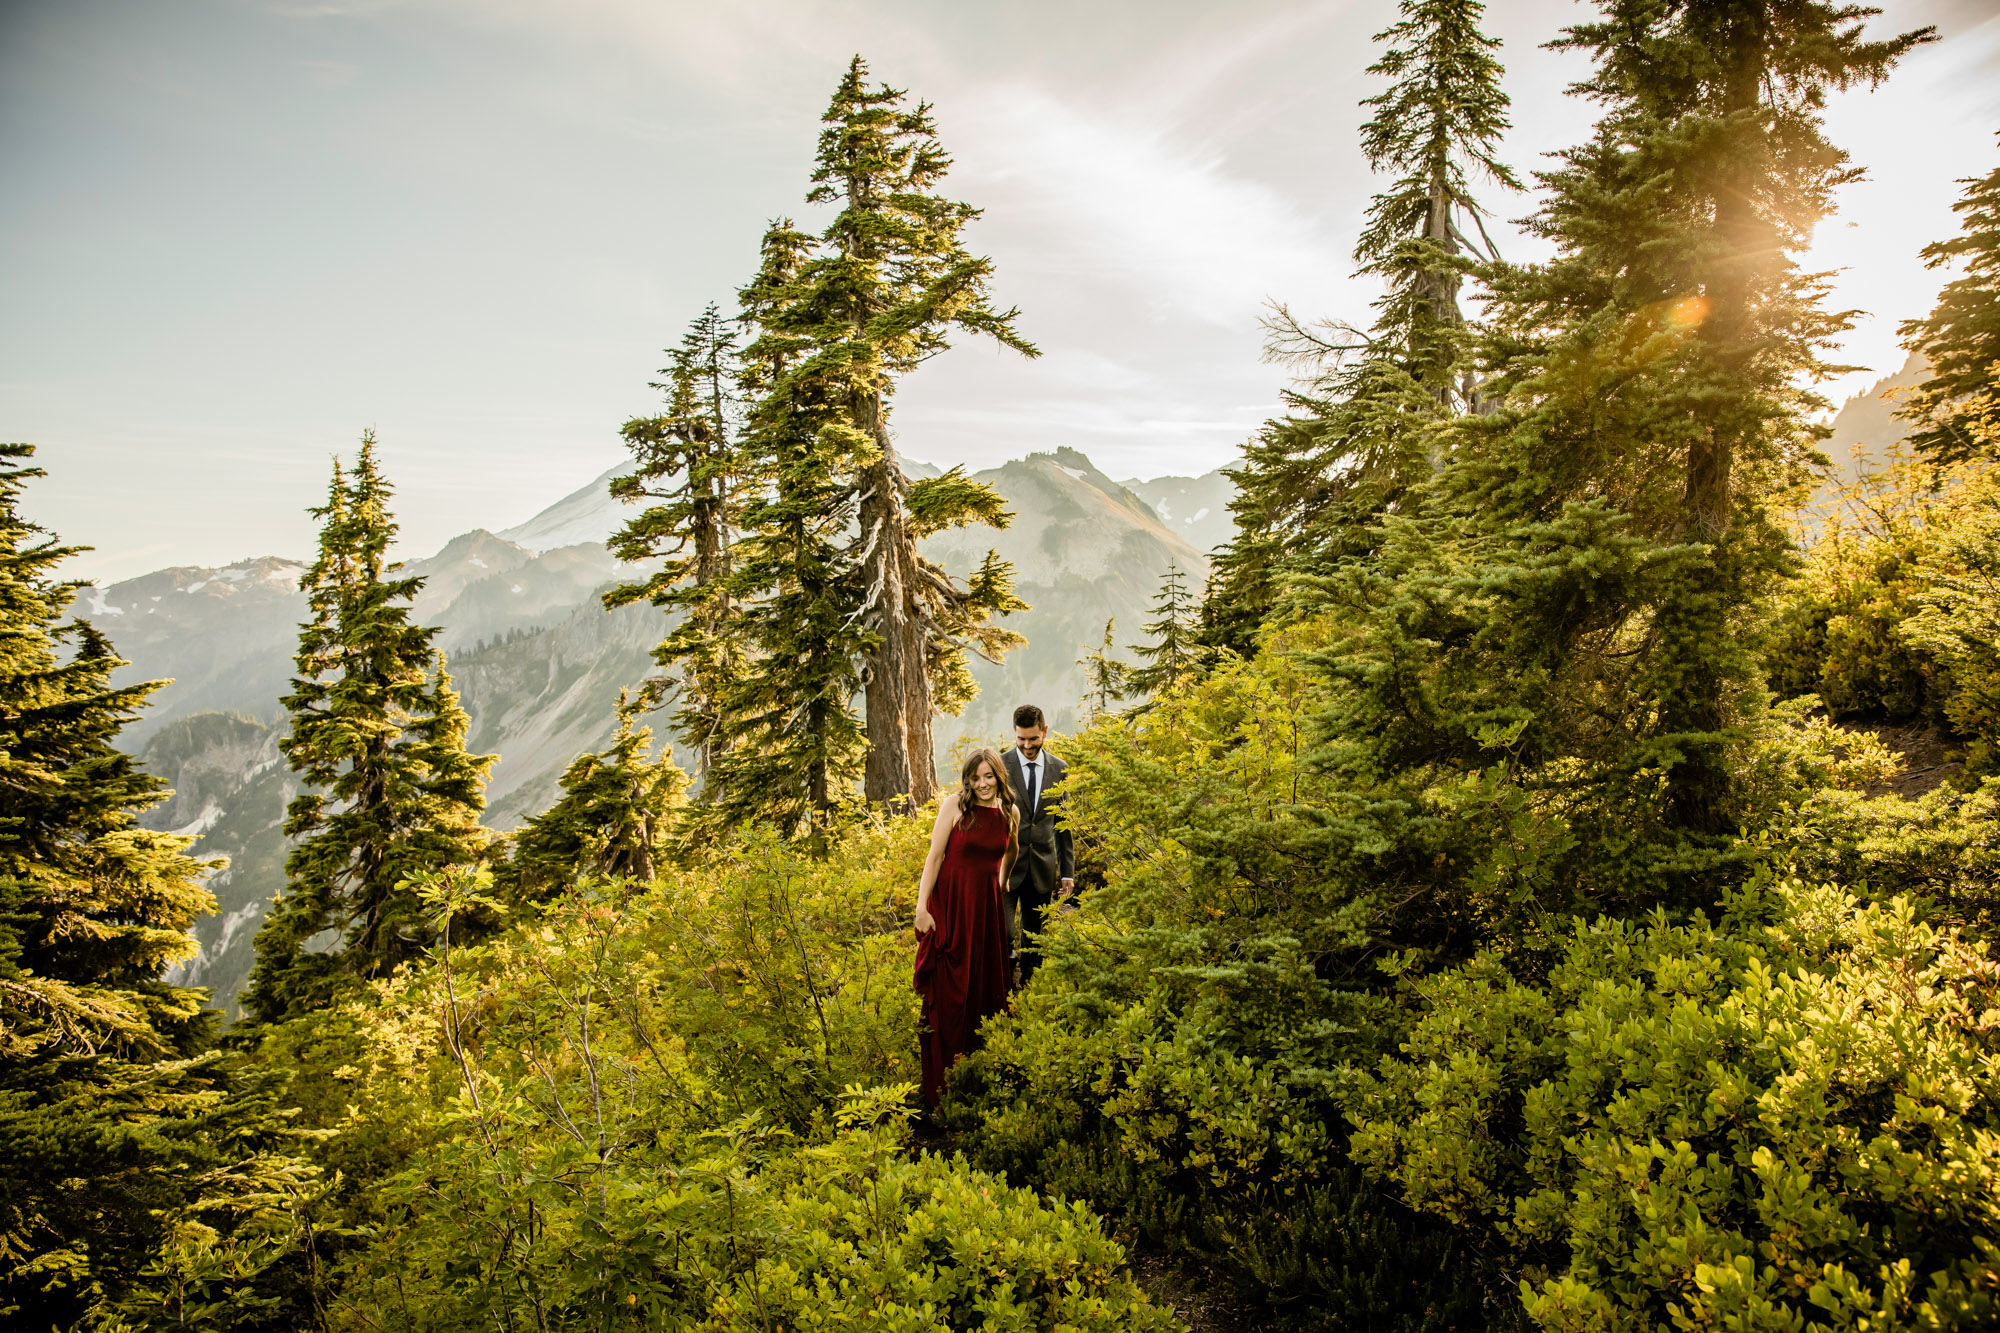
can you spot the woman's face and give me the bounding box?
[971,760,998,802]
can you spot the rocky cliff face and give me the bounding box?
[82,558,308,751]
[447,598,664,830]
[141,713,291,1018]
[86,447,1230,1013]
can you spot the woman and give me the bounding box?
[913,747,1018,1108]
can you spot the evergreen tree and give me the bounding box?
[1077,617,1129,723]
[749,56,1037,808]
[1126,566,1200,699]
[0,445,215,1059]
[1900,140,2000,466]
[0,444,324,1327]
[500,694,688,900]
[1455,0,1932,840]
[606,306,751,795]
[694,222,873,839]
[1205,0,1518,653]
[243,433,496,1024]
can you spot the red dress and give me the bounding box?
[914,803,1012,1106]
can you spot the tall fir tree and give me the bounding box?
[605,305,752,794]
[1126,566,1200,699]
[746,56,1037,808]
[1302,0,1935,925]
[1076,617,1129,723]
[693,222,874,840]
[243,433,496,1024]
[0,445,324,1326]
[1899,139,2000,465]
[0,445,215,1060]
[1205,0,1518,654]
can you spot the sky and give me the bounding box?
[4,0,1998,584]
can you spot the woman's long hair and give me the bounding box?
[956,747,1019,838]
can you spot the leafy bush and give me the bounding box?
[248,819,1168,1329]
[1767,450,2000,757]
[1902,464,2000,771]
[1351,874,2000,1332]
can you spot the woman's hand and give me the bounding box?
[914,903,936,935]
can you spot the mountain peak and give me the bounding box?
[493,464,627,554]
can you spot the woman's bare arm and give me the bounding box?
[999,808,1018,888]
[914,795,957,934]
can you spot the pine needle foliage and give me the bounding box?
[498,694,689,900]
[693,222,873,842]
[243,434,495,1025]
[605,304,751,793]
[1899,140,2000,466]
[0,444,216,1061]
[1077,617,1129,724]
[1356,0,1520,392]
[1427,0,1934,849]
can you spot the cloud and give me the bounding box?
[300,58,360,88]
[950,79,1357,330]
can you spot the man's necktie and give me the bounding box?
[1025,761,1039,817]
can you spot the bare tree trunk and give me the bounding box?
[807,693,831,819]
[858,402,937,809]
[1424,171,1465,450]
[1424,174,1462,337]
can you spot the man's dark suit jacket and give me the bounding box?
[1004,747,1073,904]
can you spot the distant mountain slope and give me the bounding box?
[930,447,1204,742]
[85,533,631,746]
[142,713,291,1018]
[1119,468,1236,559]
[495,458,947,555]
[495,464,627,553]
[82,558,307,750]
[1825,351,1927,486]
[449,600,663,829]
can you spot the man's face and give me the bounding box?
[1014,724,1046,759]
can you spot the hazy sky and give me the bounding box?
[5,0,1997,583]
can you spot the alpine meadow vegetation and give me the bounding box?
[12,6,2000,1330]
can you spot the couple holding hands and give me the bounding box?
[911,704,1073,1107]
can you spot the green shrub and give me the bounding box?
[248,820,1168,1329]
[1351,874,2000,1332]
[1901,465,2000,772]
[1767,450,2000,751]
[337,1083,1169,1332]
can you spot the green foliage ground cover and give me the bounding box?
[1352,877,2000,1331]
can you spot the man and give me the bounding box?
[1002,704,1073,985]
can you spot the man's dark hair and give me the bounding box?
[1013,704,1046,730]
